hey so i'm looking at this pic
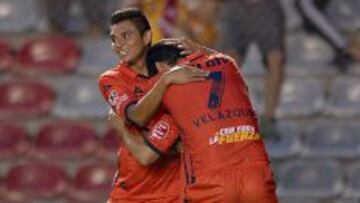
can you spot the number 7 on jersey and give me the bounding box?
[207,71,224,109]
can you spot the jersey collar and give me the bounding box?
[116,62,150,79]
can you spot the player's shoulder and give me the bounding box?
[209,52,235,62]
[99,67,118,80]
[98,64,127,85]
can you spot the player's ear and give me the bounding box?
[143,30,152,45]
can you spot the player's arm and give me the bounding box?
[126,65,208,127]
[109,110,159,166]
[126,39,215,127]
[109,110,181,166]
[99,75,139,123]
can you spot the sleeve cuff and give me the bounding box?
[124,101,148,130]
[143,137,164,156]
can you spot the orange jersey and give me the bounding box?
[98,63,181,201]
[158,52,269,181]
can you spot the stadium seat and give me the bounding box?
[303,120,360,158]
[325,77,360,117]
[279,197,320,203]
[0,178,5,199]
[4,163,67,202]
[277,78,325,117]
[326,0,360,31]
[67,200,99,203]
[264,121,301,159]
[33,121,97,160]
[0,80,54,118]
[53,78,108,119]
[345,163,360,198]
[337,199,359,203]
[0,0,39,32]
[0,199,29,203]
[97,128,121,160]
[0,123,29,159]
[278,160,342,198]
[286,33,335,76]
[67,163,115,203]
[77,37,118,76]
[16,36,81,74]
[0,40,14,71]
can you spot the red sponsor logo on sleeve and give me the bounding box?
[151,121,169,139]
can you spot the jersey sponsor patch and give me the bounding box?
[150,121,170,140]
[209,125,260,145]
[108,90,129,107]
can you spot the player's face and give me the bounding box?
[110,20,151,64]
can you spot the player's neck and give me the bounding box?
[129,45,150,77]
[131,54,148,77]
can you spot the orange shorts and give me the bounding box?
[184,160,279,203]
[107,196,180,203]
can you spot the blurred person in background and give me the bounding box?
[296,0,360,72]
[220,0,286,139]
[121,0,180,42]
[43,0,108,35]
[177,0,222,47]
[121,0,222,47]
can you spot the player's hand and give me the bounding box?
[108,109,127,134]
[163,64,209,85]
[159,38,202,56]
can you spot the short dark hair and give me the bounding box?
[146,42,184,77]
[111,8,151,35]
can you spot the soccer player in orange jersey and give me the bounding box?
[98,8,209,203]
[123,42,279,203]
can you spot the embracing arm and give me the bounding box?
[125,38,214,127]
[109,110,159,166]
[127,65,208,127]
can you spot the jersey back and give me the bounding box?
[162,53,269,177]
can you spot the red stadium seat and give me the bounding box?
[101,129,121,153]
[0,80,54,118]
[4,163,67,202]
[0,123,29,158]
[0,178,5,200]
[33,121,97,160]
[97,128,121,160]
[0,40,14,71]
[67,163,115,203]
[16,36,80,74]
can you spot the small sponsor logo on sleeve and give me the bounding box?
[150,121,170,139]
[108,90,129,107]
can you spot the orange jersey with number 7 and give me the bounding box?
[146,51,277,202]
[146,51,270,180]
